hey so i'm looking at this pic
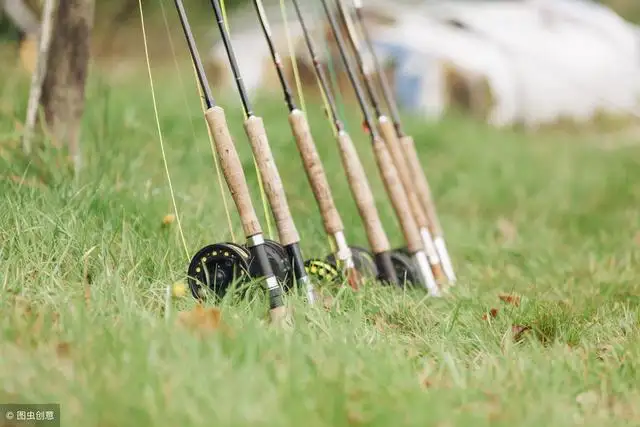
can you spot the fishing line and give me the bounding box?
[158,0,236,242]
[137,0,189,260]
[310,0,349,132]
[278,0,307,113]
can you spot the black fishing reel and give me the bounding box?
[304,245,378,284]
[303,245,421,287]
[389,248,421,288]
[187,239,294,300]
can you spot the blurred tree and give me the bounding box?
[40,0,95,173]
[602,0,640,23]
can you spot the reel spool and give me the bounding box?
[319,245,379,281]
[187,239,295,300]
[390,248,421,288]
[246,239,294,291]
[187,242,251,300]
[304,258,341,283]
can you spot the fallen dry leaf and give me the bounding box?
[56,341,72,358]
[498,293,521,307]
[512,324,532,342]
[346,408,366,425]
[419,373,433,390]
[177,305,223,333]
[482,308,499,320]
[162,214,176,226]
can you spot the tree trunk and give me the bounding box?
[22,0,56,155]
[40,0,94,173]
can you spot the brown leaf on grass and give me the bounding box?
[56,341,72,358]
[177,305,223,334]
[417,360,443,390]
[162,214,175,227]
[482,308,499,320]
[512,324,532,342]
[346,408,366,425]
[418,372,433,390]
[498,293,521,307]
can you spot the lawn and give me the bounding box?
[1,35,640,426]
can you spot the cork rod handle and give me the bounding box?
[244,115,300,246]
[372,138,423,253]
[400,135,443,236]
[288,109,344,235]
[337,131,390,254]
[204,107,262,237]
[378,117,429,230]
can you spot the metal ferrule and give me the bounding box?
[331,231,355,270]
[246,233,265,248]
[265,276,284,309]
[301,275,316,304]
[434,236,457,283]
[419,227,441,265]
[412,250,441,297]
[265,275,280,291]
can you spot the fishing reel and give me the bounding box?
[187,239,295,300]
[304,245,419,287]
[389,247,422,288]
[304,245,377,284]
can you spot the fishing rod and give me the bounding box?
[173,0,286,323]
[346,0,457,283]
[334,0,447,286]
[205,0,318,303]
[290,0,403,287]
[248,0,364,290]
[317,0,441,296]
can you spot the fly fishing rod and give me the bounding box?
[206,0,318,303]
[248,0,364,290]
[290,0,407,287]
[345,0,457,283]
[316,0,441,295]
[334,0,447,286]
[174,0,286,323]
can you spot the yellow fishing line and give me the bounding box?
[157,0,198,141]
[220,0,274,240]
[157,0,237,243]
[278,0,306,113]
[138,0,189,260]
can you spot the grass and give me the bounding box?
[1,39,640,426]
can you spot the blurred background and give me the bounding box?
[2,0,640,134]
